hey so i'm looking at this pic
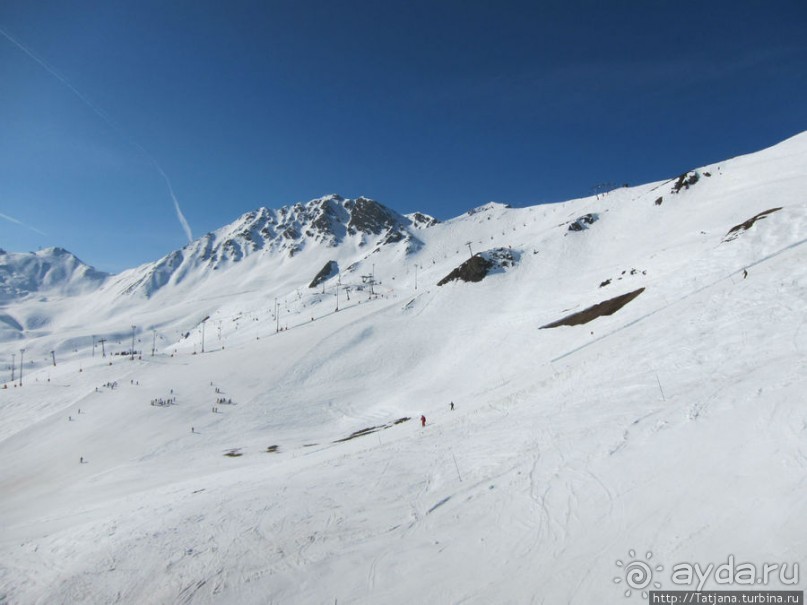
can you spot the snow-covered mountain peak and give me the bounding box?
[213,194,418,255]
[466,201,512,216]
[405,211,440,229]
[0,247,108,302]
[114,195,426,298]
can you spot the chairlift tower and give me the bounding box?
[201,316,210,353]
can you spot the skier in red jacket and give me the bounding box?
[420,415,426,427]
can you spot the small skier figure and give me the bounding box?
[80,456,83,464]
[743,269,748,279]
[421,415,426,427]
[450,401,454,411]
[191,427,195,433]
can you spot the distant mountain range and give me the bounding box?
[0,196,439,302]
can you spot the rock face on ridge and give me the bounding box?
[405,212,440,229]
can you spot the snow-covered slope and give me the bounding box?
[1,132,806,604]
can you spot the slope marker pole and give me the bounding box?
[655,372,666,401]
[452,451,463,482]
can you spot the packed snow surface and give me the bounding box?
[1,133,807,603]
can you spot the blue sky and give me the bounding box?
[1,0,806,272]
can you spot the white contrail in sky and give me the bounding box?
[154,162,193,242]
[0,211,47,236]
[0,25,194,243]
[0,26,115,126]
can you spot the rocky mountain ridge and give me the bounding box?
[116,195,435,298]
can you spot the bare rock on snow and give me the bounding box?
[723,207,782,242]
[671,171,700,194]
[568,213,599,232]
[309,260,339,288]
[540,287,645,328]
[437,248,517,286]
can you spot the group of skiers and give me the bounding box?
[150,397,176,407]
[420,401,455,427]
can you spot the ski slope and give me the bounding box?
[1,132,806,603]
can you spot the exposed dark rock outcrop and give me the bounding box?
[438,255,493,286]
[347,197,400,235]
[540,288,645,328]
[568,213,600,232]
[437,248,517,286]
[671,171,700,194]
[723,208,782,242]
[406,212,440,229]
[309,260,339,288]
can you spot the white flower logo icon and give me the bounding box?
[614,549,664,599]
